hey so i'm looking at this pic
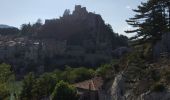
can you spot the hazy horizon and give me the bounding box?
[0,0,146,36]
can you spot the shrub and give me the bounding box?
[51,81,78,100]
[96,64,113,79]
[163,71,170,82]
[151,83,165,92]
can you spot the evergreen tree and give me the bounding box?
[20,72,36,100]
[126,0,169,44]
[63,9,71,16]
[31,73,57,100]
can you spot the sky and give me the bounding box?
[0,0,146,36]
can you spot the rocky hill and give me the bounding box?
[0,5,128,77]
[38,5,128,49]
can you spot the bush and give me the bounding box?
[96,64,113,79]
[150,70,161,82]
[51,81,78,100]
[20,72,36,100]
[163,71,170,82]
[32,73,57,100]
[60,67,95,83]
[0,63,14,100]
[151,83,165,92]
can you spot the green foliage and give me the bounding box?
[96,64,113,79]
[0,63,14,83]
[60,66,95,83]
[164,71,170,82]
[0,63,14,100]
[31,73,57,100]
[8,81,22,100]
[0,83,9,100]
[151,83,165,92]
[150,70,161,82]
[72,67,95,83]
[51,81,78,100]
[126,0,170,43]
[20,72,58,100]
[128,44,150,63]
[19,67,95,100]
[20,72,36,100]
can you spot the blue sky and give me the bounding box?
[0,0,146,36]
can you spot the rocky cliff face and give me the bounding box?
[110,72,126,100]
[102,59,170,100]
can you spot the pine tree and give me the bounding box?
[126,0,169,44]
[20,72,36,100]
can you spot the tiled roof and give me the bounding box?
[74,77,103,91]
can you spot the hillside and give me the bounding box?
[0,24,14,28]
[102,56,170,100]
[0,5,128,77]
[0,24,19,35]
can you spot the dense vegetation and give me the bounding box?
[0,62,118,99]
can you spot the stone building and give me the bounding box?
[74,77,103,100]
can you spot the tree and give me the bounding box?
[60,66,95,83]
[20,19,42,36]
[0,63,14,100]
[125,0,169,44]
[63,9,71,16]
[72,67,95,83]
[31,73,57,100]
[96,64,114,79]
[32,19,43,35]
[20,23,32,35]
[20,72,36,100]
[51,81,78,100]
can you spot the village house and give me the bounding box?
[74,77,103,100]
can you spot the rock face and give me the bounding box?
[110,72,126,100]
[38,5,115,67]
[104,72,170,100]
[153,32,170,59]
[103,59,170,100]
[112,47,131,58]
[138,91,170,100]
